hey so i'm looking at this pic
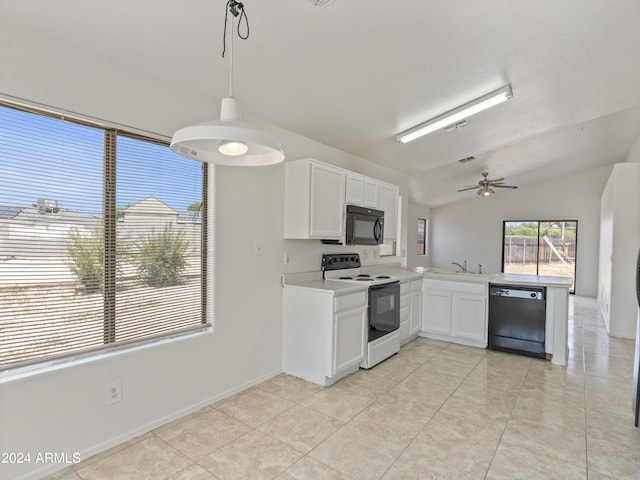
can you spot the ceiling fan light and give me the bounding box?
[479,187,495,196]
[396,84,513,144]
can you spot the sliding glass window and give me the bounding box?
[502,220,577,292]
[0,102,208,371]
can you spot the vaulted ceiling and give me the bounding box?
[3,0,640,207]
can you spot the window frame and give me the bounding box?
[417,217,428,256]
[0,98,210,373]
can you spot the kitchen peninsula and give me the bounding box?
[283,264,573,388]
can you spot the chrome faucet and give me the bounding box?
[451,260,467,272]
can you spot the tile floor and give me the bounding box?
[49,296,640,480]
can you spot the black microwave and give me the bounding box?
[345,205,384,245]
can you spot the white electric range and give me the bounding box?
[322,254,400,368]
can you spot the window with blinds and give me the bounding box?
[0,102,207,371]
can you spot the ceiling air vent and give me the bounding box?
[457,156,475,164]
[307,0,333,7]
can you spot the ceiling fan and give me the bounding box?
[457,171,518,196]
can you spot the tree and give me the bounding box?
[187,202,201,212]
[135,224,190,287]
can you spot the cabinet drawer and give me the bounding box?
[400,282,410,295]
[335,291,367,312]
[411,279,423,293]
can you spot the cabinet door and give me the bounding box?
[422,290,451,335]
[378,183,399,240]
[410,290,423,336]
[332,308,367,375]
[346,173,364,206]
[363,178,380,208]
[451,293,487,342]
[310,163,346,238]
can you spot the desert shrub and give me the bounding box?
[67,228,104,293]
[136,224,189,286]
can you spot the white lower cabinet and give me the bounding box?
[400,278,423,345]
[421,279,487,347]
[283,287,367,386]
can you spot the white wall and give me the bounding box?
[0,22,409,480]
[406,202,432,268]
[429,165,613,297]
[598,163,640,338]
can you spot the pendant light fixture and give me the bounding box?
[171,0,285,166]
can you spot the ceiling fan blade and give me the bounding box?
[490,178,505,183]
[493,185,518,189]
[457,187,478,192]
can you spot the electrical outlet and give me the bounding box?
[283,252,291,264]
[106,381,122,405]
[254,241,263,256]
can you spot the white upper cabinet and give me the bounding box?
[363,178,380,208]
[345,173,365,206]
[346,174,379,208]
[285,158,399,242]
[285,159,345,240]
[378,182,399,240]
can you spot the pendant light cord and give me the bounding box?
[222,1,250,97]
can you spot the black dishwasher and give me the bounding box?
[488,284,546,358]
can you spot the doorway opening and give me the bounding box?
[502,220,577,293]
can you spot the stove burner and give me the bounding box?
[339,276,354,280]
[376,275,391,279]
[357,278,373,281]
[357,274,371,278]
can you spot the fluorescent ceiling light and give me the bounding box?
[396,84,513,144]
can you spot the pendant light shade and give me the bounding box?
[170,1,285,167]
[171,97,284,166]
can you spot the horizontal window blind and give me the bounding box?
[0,103,207,371]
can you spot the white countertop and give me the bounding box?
[282,266,573,294]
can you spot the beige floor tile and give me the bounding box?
[154,407,250,460]
[257,404,344,453]
[486,441,587,479]
[366,352,420,382]
[511,387,586,434]
[215,388,296,427]
[302,386,376,422]
[396,367,463,404]
[49,469,82,480]
[351,391,440,445]
[309,423,406,480]
[74,432,155,469]
[198,430,303,480]
[332,368,399,397]
[587,471,622,480]
[450,380,519,416]
[381,442,483,480]
[166,463,221,480]
[251,374,324,404]
[75,436,191,480]
[276,456,352,480]
[499,417,587,468]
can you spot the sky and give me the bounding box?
[0,105,203,216]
